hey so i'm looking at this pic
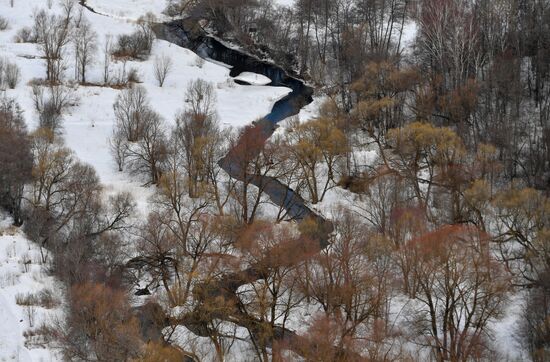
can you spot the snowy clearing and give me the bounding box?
[0,215,62,362]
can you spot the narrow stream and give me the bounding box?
[156,21,333,247]
[78,2,335,354]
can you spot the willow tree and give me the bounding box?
[285,116,348,204]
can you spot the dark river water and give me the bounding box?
[156,21,332,247]
[76,3,334,354]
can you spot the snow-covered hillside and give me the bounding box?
[0,1,532,361]
[0,0,291,212]
[0,1,293,356]
[0,215,62,362]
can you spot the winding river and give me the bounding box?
[156,20,337,354]
[80,1,335,356]
[156,20,333,246]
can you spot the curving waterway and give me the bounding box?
[79,2,335,356]
[156,20,333,246]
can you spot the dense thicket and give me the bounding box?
[0,98,32,226]
[157,0,550,359]
[1,0,549,360]
[176,0,550,191]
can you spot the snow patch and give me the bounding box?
[234,72,272,85]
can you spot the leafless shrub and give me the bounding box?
[113,24,154,60]
[0,58,20,89]
[49,283,142,361]
[127,67,141,83]
[0,16,9,31]
[14,26,35,43]
[195,56,205,68]
[32,84,78,134]
[24,323,52,349]
[16,289,61,309]
[163,0,196,17]
[109,62,141,87]
[154,54,172,87]
[0,271,20,287]
[20,252,32,273]
[25,305,37,327]
[5,62,20,89]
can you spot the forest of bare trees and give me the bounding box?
[0,0,549,360]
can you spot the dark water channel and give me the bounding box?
[78,2,336,353]
[157,21,314,123]
[156,21,332,247]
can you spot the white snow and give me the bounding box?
[0,215,62,362]
[234,71,272,85]
[0,1,526,361]
[0,0,291,214]
[400,20,418,53]
[85,0,168,21]
[273,0,295,7]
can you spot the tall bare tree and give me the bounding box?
[73,17,97,83]
[33,3,74,83]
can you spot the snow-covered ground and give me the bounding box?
[234,71,272,85]
[85,0,168,21]
[85,0,296,20]
[0,0,291,213]
[273,0,295,7]
[0,1,525,360]
[0,215,62,362]
[0,1,292,356]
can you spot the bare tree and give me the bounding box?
[33,5,74,83]
[0,97,33,226]
[493,188,550,285]
[284,115,348,204]
[4,62,21,89]
[171,79,225,199]
[27,131,134,267]
[235,221,309,361]
[72,17,97,83]
[124,109,168,184]
[224,123,275,224]
[51,283,142,361]
[184,79,217,119]
[153,54,173,87]
[0,16,8,31]
[109,128,128,172]
[404,225,509,361]
[103,34,112,84]
[113,85,150,142]
[32,84,77,135]
[417,0,483,91]
[173,111,220,198]
[517,271,550,361]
